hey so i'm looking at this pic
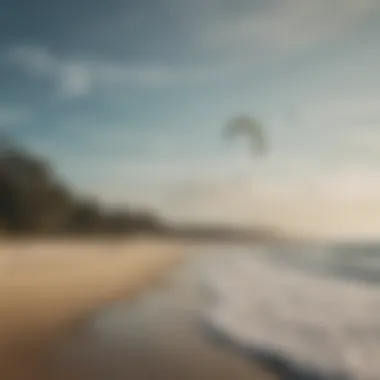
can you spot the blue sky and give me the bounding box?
[2,0,380,236]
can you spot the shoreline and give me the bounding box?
[0,239,289,380]
[55,244,273,380]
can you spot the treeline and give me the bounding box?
[0,140,163,236]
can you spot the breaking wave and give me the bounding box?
[202,242,380,379]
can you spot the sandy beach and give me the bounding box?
[0,239,182,379]
[0,239,273,380]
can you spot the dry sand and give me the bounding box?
[0,239,182,380]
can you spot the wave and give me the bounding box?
[202,243,380,379]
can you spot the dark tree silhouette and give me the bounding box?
[0,138,163,236]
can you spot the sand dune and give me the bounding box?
[0,239,182,380]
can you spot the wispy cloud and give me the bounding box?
[6,46,177,98]
[5,45,243,98]
[200,0,379,55]
[7,0,378,99]
[6,46,91,98]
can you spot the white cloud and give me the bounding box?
[5,45,244,98]
[201,0,379,54]
[5,1,380,100]
[60,64,92,98]
[6,46,178,97]
[91,63,174,87]
[6,46,87,98]
[6,46,92,98]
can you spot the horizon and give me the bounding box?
[1,0,380,238]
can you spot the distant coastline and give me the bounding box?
[156,223,286,244]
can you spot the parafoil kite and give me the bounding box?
[224,115,268,156]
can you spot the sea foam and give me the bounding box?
[203,244,380,379]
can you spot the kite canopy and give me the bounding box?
[224,115,267,156]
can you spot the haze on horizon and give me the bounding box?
[1,0,380,239]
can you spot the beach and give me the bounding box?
[56,242,275,380]
[0,239,182,379]
[0,239,273,380]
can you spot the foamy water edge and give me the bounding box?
[203,246,380,379]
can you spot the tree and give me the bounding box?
[0,137,164,236]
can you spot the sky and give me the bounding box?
[1,0,380,238]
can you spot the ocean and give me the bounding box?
[203,242,380,379]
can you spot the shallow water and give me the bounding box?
[204,242,380,380]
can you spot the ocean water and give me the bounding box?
[202,242,380,380]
